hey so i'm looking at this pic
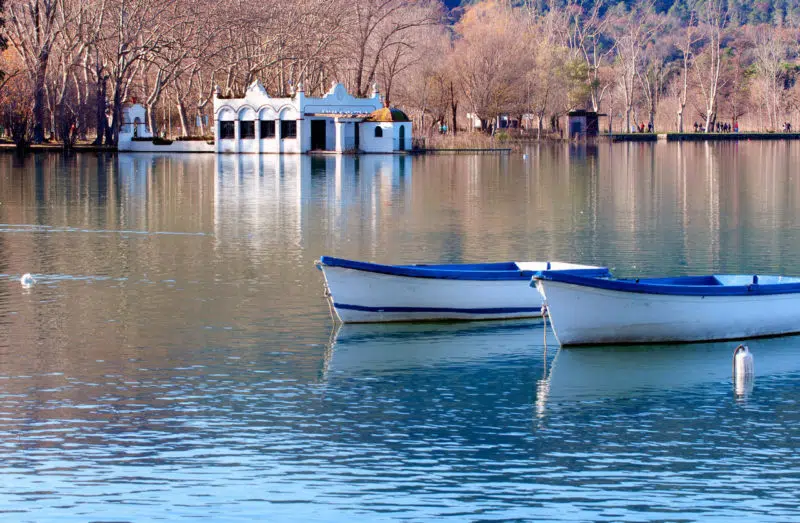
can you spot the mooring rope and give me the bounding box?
[542,303,549,357]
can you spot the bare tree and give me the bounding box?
[751,25,791,131]
[7,0,64,142]
[693,0,727,133]
[347,0,441,98]
[568,0,615,112]
[675,9,700,132]
[637,16,672,132]
[609,0,661,133]
[97,0,177,145]
[451,1,530,130]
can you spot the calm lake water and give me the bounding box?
[1,143,800,521]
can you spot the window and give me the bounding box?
[219,121,235,139]
[260,120,276,138]
[281,120,297,139]
[374,126,383,138]
[240,121,255,139]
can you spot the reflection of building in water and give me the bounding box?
[567,143,598,162]
[213,154,412,259]
[116,153,217,232]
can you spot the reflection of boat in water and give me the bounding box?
[325,320,546,377]
[538,336,800,408]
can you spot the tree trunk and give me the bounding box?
[197,111,205,136]
[450,82,458,136]
[107,83,122,146]
[94,76,107,145]
[176,99,189,137]
[146,104,157,137]
[677,105,684,133]
[451,102,458,136]
[384,77,392,107]
[32,54,49,143]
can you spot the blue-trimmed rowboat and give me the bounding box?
[533,271,800,345]
[317,256,609,323]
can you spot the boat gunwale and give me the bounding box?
[533,270,800,296]
[319,256,610,281]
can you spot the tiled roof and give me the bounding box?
[367,107,410,122]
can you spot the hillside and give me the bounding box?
[447,0,800,25]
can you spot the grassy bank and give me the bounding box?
[665,132,800,141]
[418,132,521,151]
[607,132,800,142]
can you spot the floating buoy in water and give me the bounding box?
[522,154,529,160]
[733,344,754,397]
[20,273,35,287]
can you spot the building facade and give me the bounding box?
[213,81,411,154]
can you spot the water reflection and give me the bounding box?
[210,154,412,262]
[324,320,544,379]
[537,335,800,412]
[3,145,800,520]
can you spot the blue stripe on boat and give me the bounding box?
[333,303,542,314]
[533,270,800,296]
[320,256,610,281]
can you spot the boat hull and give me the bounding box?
[322,265,543,322]
[536,279,800,345]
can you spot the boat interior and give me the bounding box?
[629,274,800,286]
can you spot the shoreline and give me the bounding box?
[3,133,800,154]
[608,132,800,142]
[0,143,116,152]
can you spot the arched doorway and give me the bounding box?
[398,125,405,151]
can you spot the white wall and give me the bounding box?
[212,81,412,154]
[360,122,395,153]
[120,104,152,138]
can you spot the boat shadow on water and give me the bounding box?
[537,335,800,414]
[322,319,546,379]
[322,319,800,418]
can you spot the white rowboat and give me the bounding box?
[318,256,609,323]
[533,271,800,345]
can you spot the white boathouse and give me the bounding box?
[213,81,411,154]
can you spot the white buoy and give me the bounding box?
[522,154,529,160]
[733,344,754,397]
[20,273,35,287]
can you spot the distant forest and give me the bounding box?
[454,0,800,24]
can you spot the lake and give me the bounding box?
[1,143,800,521]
